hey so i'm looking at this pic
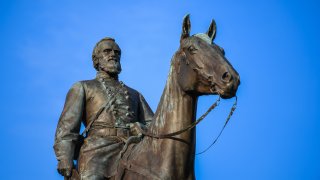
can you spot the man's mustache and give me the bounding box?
[107,58,119,62]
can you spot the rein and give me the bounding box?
[136,96,237,155]
[136,96,221,139]
[136,52,237,153]
[196,96,237,155]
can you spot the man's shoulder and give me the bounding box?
[69,79,100,90]
[79,79,99,85]
[122,83,141,96]
[79,79,102,90]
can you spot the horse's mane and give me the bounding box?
[148,53,179,134]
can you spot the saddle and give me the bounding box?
[116,136,163,180]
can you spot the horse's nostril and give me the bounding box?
[222,71,232,83]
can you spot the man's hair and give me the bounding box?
[92,37,119,71]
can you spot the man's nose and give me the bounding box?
[110,50,116,56]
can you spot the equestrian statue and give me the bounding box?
[54,14,240,180]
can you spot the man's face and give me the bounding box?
[97,40,122,75]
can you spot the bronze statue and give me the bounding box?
[114,14,240,180]
[54,37,154,179]
[54,14,240,180]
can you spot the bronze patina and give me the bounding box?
[54,37,154,179]
[54,14,240,180]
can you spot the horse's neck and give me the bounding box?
[149,63,197,142]
[145,63,197,178]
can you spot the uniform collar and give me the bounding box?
[96,71,119,82]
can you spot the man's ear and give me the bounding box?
[180,14,191,43]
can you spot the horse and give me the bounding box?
[113,14,240,180]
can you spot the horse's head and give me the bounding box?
[175,15,240,99]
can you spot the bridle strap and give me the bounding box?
[136,96,237,155]
[136,97,221,139]
[136,53,237,153]
[136,52,221,139]
[196,96,237,155]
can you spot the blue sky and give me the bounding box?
[1,0,319,179]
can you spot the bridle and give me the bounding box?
[196,96,237,155]
[136,50,238,154]
[136,95,237,154]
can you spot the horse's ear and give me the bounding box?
[206,19,216,42]
[180,14,191,42]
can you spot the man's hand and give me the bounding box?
[57,159,74,177]
[128,122,146,137]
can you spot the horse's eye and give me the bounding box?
[188,46,197,54]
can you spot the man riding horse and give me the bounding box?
[54,14,240,180]
[54,37,154,180]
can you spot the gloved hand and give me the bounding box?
[57,159,74,177]
[128,122,147,137]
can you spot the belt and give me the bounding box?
[88,127,131,138]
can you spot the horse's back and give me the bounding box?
[116,136,164,180]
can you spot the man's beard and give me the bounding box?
[99,58,122,75]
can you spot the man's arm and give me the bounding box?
[129,93,154,136]
[53,82,85,177]
[137,93,154,126]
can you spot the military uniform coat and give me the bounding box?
[54,73,154,178]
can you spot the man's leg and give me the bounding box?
[80,171,106,180]
[78,137,124,180]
